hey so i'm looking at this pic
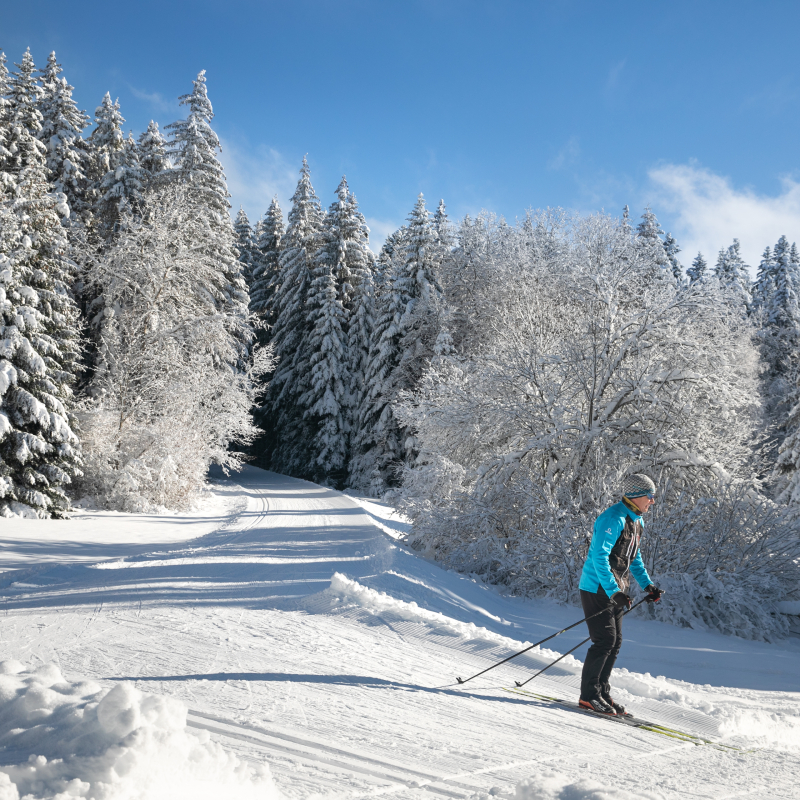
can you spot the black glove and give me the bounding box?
[610,591,632,610]
[645,585,664,603]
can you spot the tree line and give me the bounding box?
[2,48,799,637]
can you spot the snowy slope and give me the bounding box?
[0,465,798,799]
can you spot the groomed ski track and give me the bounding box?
[1,466,798,799]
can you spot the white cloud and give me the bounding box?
[648,163,800,272]
[548,135,580,171]
[604,59,626,99]
[128,86,177,114]
[218,138,299,225]
[364,217,401,254]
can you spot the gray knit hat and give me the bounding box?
[622,473,656,498]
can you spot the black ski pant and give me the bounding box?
[579,586,624,701]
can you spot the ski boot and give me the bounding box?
[578,696,616,715]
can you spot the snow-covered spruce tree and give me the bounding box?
[774,371,800,504]
[0,71,82,517]
[714,239,751,311]
[756,236,800,378]
[752,245,774,312]
[663,232,683,285]
[298,178,375,485]
[85,93,125,234]
[349,194,444,494]
[302,245,349,485]
[95,131,145,232]
[163,70,250,366]
[76,186,269,510]
[686,252,708,284]
[250,196,283,333]
[395,210,798,639]
[753,236,800,490]
[36,52,90,225]
[265,158,323,475]
[635,206,669,273]
[234,206,257,286]
[137,120,167,182]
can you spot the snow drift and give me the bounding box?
[0,661,280,800]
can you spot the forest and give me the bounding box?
[1,50,798,635]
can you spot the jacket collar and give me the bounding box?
[621,497,643,519]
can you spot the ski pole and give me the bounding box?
[513,595,650,688]
[455,605,614,686]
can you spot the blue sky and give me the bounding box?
[3,0,800,267]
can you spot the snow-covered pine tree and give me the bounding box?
[86,92,125,227]
[266,158,323,475]
[349,194,443,493]
[714,239,751,310]
[250,196,283,332]
[663,232,683,284]
[36,52,90,225]
[686,252,708,284]
[234,206,257,285]
[163,71,250,365]
[0,73,81,517]
[137,120,167,182]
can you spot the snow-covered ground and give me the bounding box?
[1,465,798,799]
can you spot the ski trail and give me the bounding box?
[0,466,797,799]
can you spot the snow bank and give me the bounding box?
[776,600,800,615]
[325,575,800,751]
[324,573,585,661]
[0,661,281,800]
[474,771,663,800]
[605,667,800,751]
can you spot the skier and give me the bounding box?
[578,473,663,716]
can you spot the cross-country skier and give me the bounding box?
[578,473,663,716]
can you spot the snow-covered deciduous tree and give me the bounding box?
[266,158,323,475]
[76,186,270,511]
[0,65,82,517]
[393,211,795,639]
[36,52,90,224]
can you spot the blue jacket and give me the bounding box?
[579,501,653,597]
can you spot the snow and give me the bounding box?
[0,661,278,800]
[0,465,798,799]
